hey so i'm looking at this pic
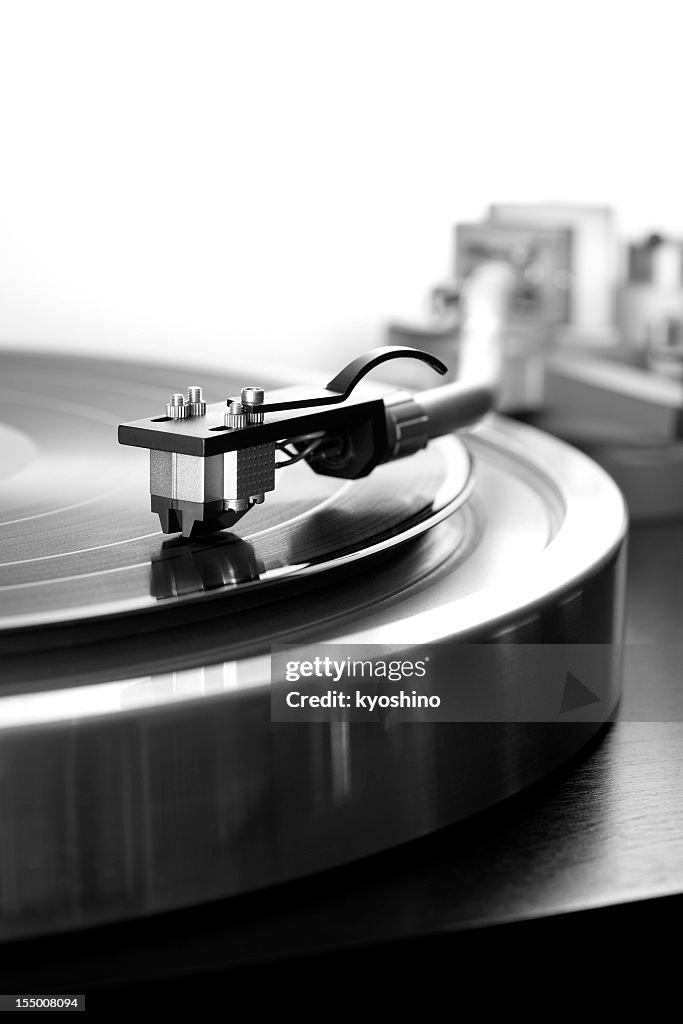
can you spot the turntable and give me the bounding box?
[0,276,627,943]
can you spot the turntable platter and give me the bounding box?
[0,350,628,941]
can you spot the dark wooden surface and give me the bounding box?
[4,518,682,997]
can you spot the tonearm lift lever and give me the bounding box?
[118,263,514,538]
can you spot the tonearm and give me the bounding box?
[118,262,515,537]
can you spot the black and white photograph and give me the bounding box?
[0,0,681,1011]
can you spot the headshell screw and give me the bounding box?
[166,393,190,419]
[240,386,265,424]
[224,400,247,429]
[187,385,207,416]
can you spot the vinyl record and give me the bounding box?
[0,351,471,640]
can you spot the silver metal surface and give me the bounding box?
[0,351,627,941]
[150,450,224,503]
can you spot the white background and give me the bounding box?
[0,0,681,372]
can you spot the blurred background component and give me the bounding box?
[388,199,683,519]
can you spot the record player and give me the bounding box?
[0,260,628,944]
